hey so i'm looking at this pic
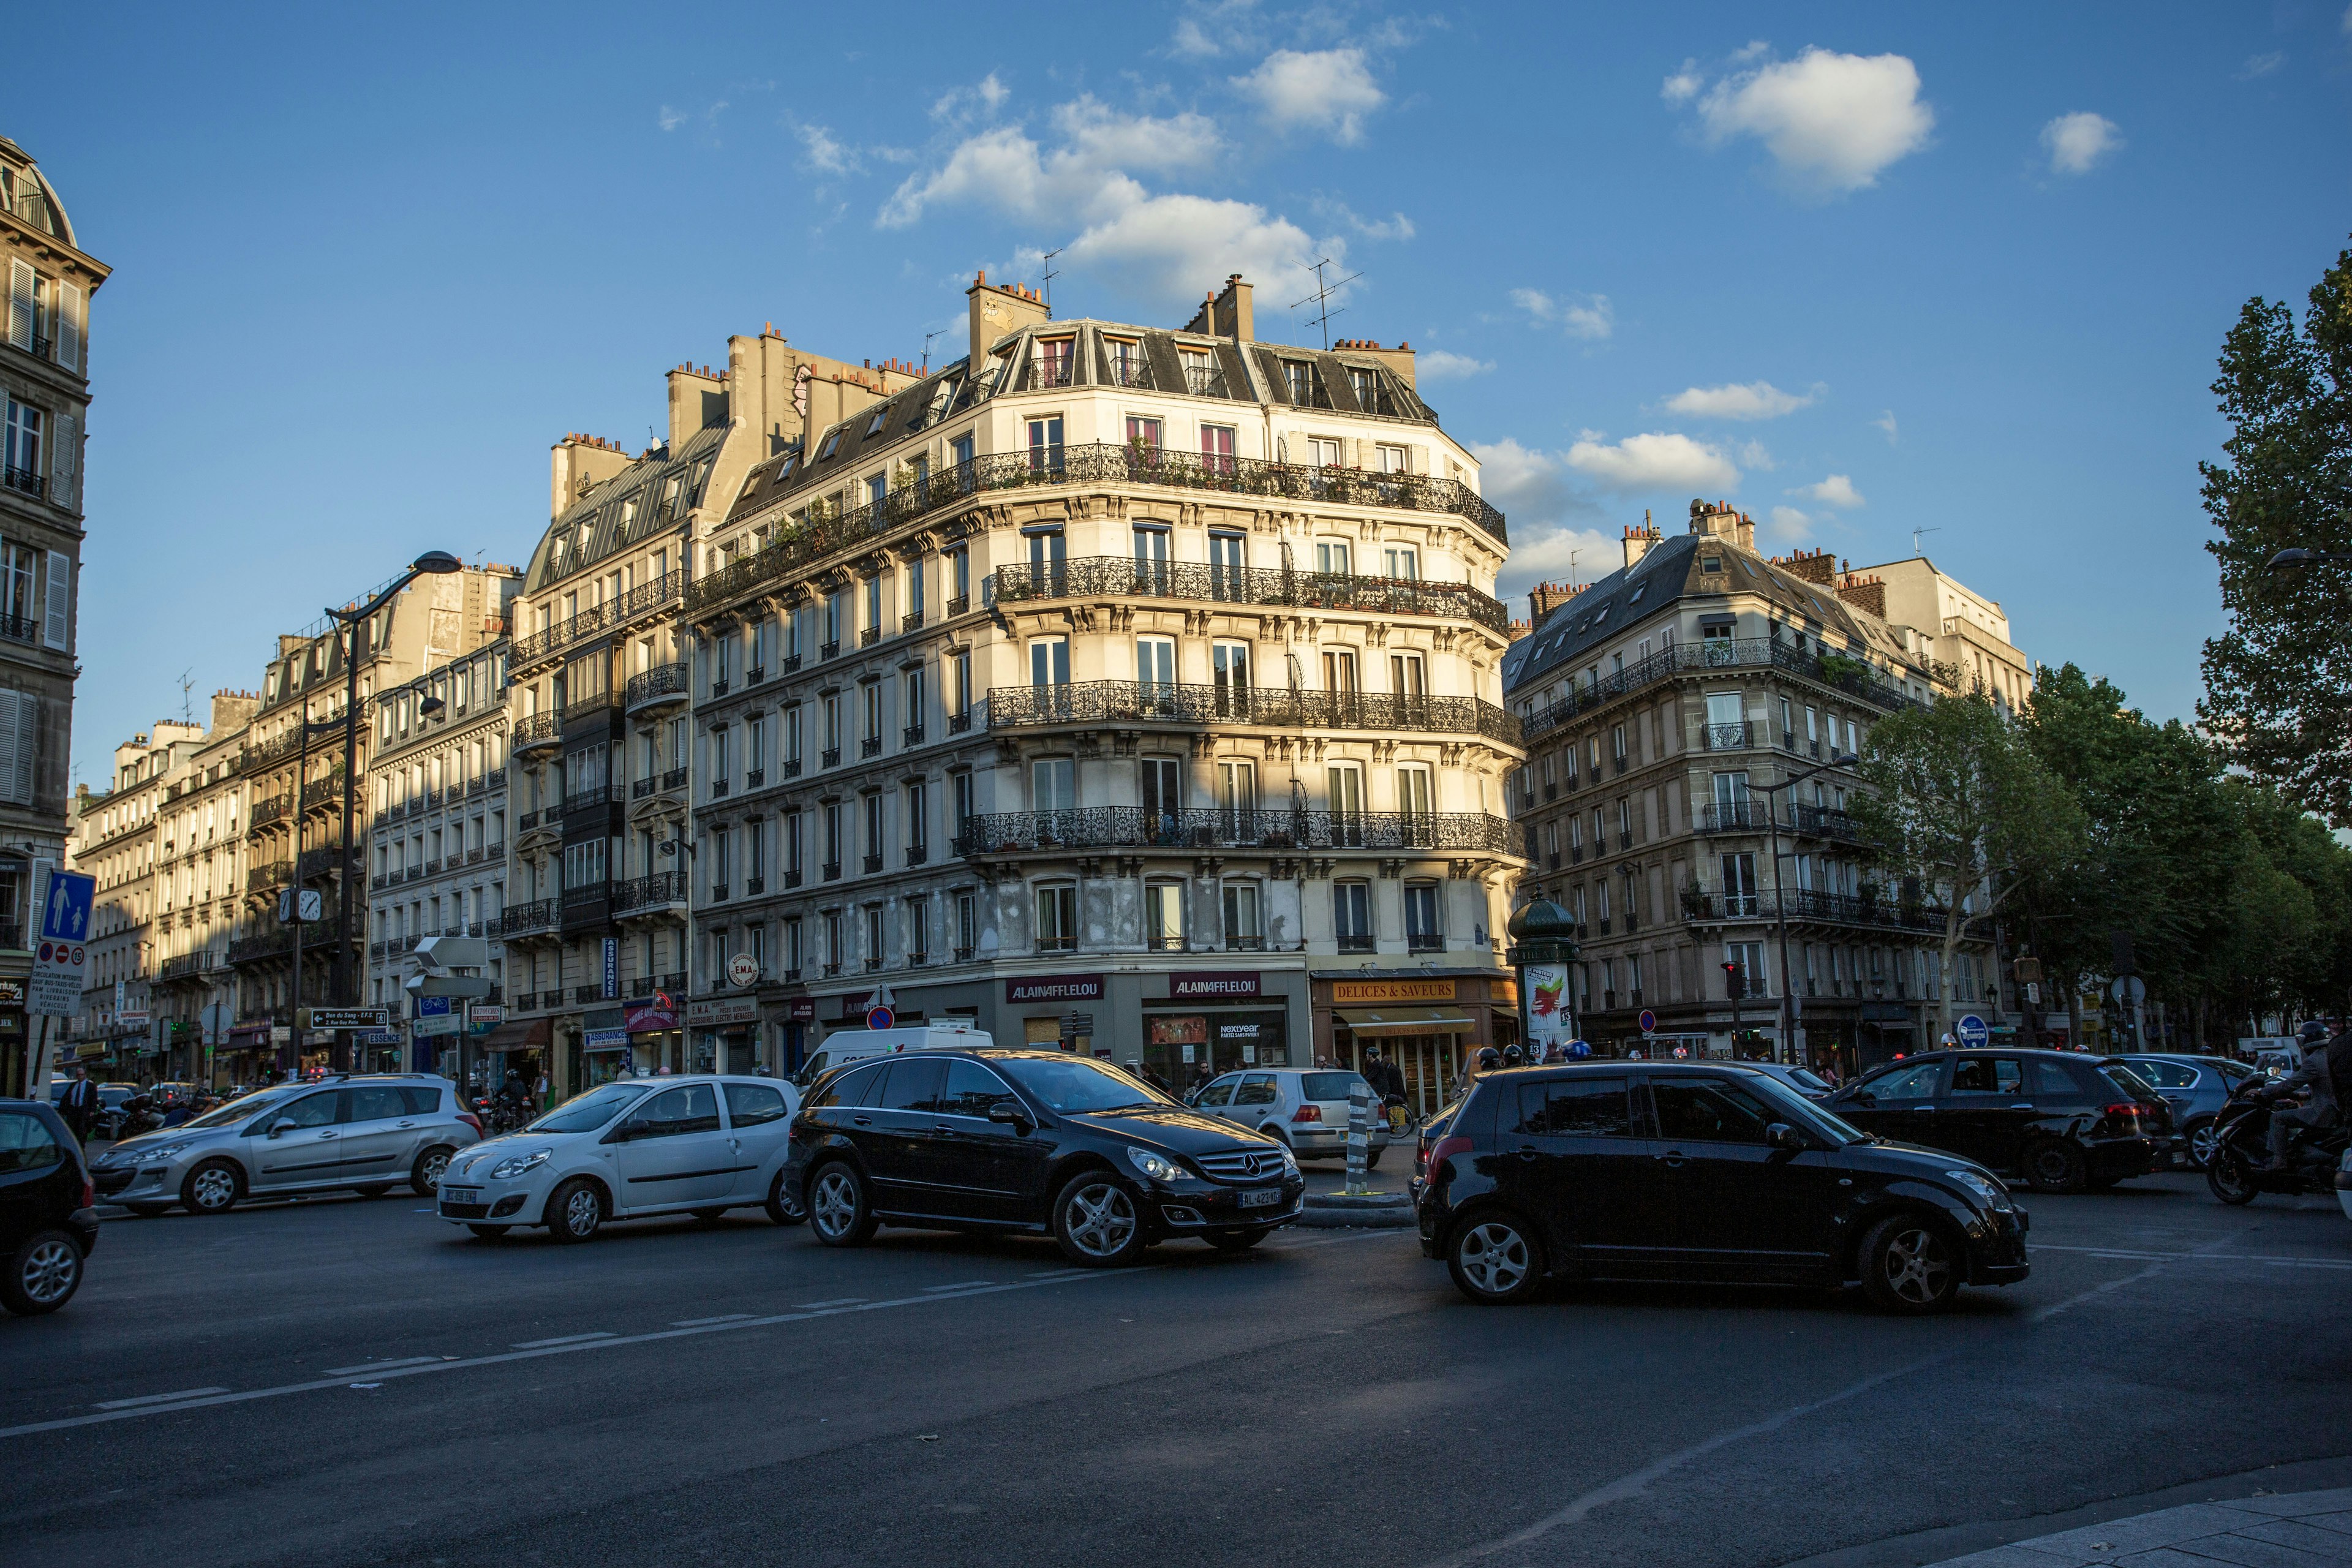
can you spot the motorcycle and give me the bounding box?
[113,1093,164,1141]
[2206,1075,2350,1204]
[470,1095,524,1136]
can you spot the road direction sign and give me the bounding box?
[306,1007,390,1031]
[200,1001,231,1048]
[413,995,459,1037]
[1956,1013,1990,1047]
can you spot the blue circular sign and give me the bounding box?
[1638,1009,1657,1035]
[1956,1013,1989,1047]
[866,1005,895,1031]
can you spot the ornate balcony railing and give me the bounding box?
[1521,636,1923,745]
[497,899,560,937]
[687,444,1509,617]
[984,682,1521,746]
[612,871,688,914]
[511,571,682,668]
[246,861,292,892]
[952,806,1513,856]
[513,712,560,748]
[991,558,1511,635]
[1679,887,1948,934]
[1692,801,1774,834]
[227,919,350,965]
[1790,804,1869,842]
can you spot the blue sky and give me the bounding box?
[13,1,2352,788]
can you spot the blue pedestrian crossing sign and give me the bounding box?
[39,869,94,944]
[1956,1013,1989,1047]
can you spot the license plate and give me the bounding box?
[1239,1188,1281,1208]
[441,1188,481,1207]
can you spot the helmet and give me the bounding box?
[2300,1021,2331,1044]
[1476,1046,1503,1071]
[1568,1041,1593,1060]
[1502,1046,1525,1066]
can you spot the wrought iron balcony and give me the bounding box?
[662,767,687,793]
[862,853,883,873]
[781,758,801,778]
[745,666,765,686]
[513,712,560,750]
[992,557,1511,635]
[948,711,972,734]
[861,736,881,757]
[820,640,840,660]
[952,806,1513,856]
[1694,801,1774,834]
[947,594,970,617]
[1789,804,1869,843]
[710,679,729,698]
[821,747,840,768]
[860,627,880,647]
[2,464,46,499]
[497,899,560,938]
[745,769,764,789]
[625,662,690,712]
[984,682,1520,746]
[510,571,681,668]
[1521,636,1923,745]
[903,725,925,748]
[1679,886,1948,933]
[612,871,688,914]
[902,611,924,633]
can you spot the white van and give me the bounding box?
[791,1020,991,1090]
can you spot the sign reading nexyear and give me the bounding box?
[1005,975,1103,1003]
[1169,972,1259,999]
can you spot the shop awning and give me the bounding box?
[1336,1007,1477,1037]
[480,1018,551,1053]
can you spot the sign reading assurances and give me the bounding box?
[1331,978,1456,1005]
[1169,972,1259,999]
[1006,974,1103,1003]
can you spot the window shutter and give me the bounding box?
[0,693,15,804]
[55,281,81,372]
[50,412,73,507]
[43,549,70,649]
[0,690,30,805]
[6,261,31,350]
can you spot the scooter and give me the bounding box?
[2206,1077,2350,1204]
[114,1093,164,1141]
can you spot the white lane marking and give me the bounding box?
[0,1272,1120,1441]
[791,1297,868,1310]
[93,1387,228,1411]
[511,1332,616,1349]
[2034,1243,2352,1270]
[322,1356,439,1378]
[671,1313,755,1327]
[2034,1232,2266,1322]
[923,1280,995,1292]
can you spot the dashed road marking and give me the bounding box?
[94,1387,228,1411]
[511,1332,616,1349]
[322,1356,439,1377]
[671,1313,756,1327]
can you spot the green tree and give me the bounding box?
[2199,237,2352,823]
[1849,695,2088,1040]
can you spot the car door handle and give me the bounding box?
[316,1131,338,1139]
[852,1117,872,1126]
[1510,1146,1540,1160]
[933,1125,957,1133]
[1655,1150,1686,1167]
[396,1121,417,1128]
[1913,1106,1936,1114]
[2010,1104,2035,1110]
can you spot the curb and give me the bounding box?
[1296,1193,1416,1229]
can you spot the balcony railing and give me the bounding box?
[1681,887,1948,934]
[497,899,560,937]
[0,612,37,646]
[685,444,1509,617]
[985,682,1520,746]
[1789,804,1869,843]
[2,464,47,499]
[513,712,560,749]
[511,571,682,668]
[992,558,1512,635]
[1694,801,1773,834]
[625,662,690,710]
[953,807,1513,856]
[1521,636,1923,745]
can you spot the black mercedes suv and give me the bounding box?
[785,1049,1306,1265]
[1415,1062,2029,1313]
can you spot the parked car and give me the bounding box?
[1825,1049,2179,1194]
[1736,1063,1837,1102]
[0,1098,99,1314]
[1417,1062,2027,1312]
[789,1048,1305,1265]
[91,1075,481,1215]
[2107,1054,2255,1167]
[435,1074,801,1242]
[1188,1068,1392,1164]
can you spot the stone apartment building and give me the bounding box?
[144,695,262,1080]
[1501,502,2015,1073]
[497,336,911,1095]
[63,722,202,1076]
[0,135,106,1095]
[680,273,1524,1113]
[1845,552,2035,712]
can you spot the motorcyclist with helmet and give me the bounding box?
[2260,1020,2339,1171]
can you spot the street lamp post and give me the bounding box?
[1755,753,1858,1069]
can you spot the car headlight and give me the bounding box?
[1945,1170,2011,1210]
[489,1149,552,1180]
[120,1142,189,1165]
[1126,1147,1183,1183]
[1276,1144,1299,1176]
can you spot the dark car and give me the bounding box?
[1,1098,99,1314]
[785,1049,1306,1266]
[1826,1049,2178,1194]
[2108,1055,2253,1167]
[1415,1062,2029,1313]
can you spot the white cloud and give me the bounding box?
[797,123,857,176]
[1872,409,1899,443]
[1232,48,1386,143]
[1417,350,1493,380]
[1665,380,1817,420]
[658,105,686,132]
[1170,0,1264,59]
[1316,198,1415,241]
[1736,440,1776,471]
[930,74,1011,131]
[1767,505,1815,543]
[1469,439,1617,594]
[1065,194,1324,302]
[880,97,1219,230]
[1511,287,1615,340]
[2041,111,2123,176]
[1793,473,1865,508]
[1565,432,1740,494]
[1679,47,1935,195]
[2237,51,2286,80]
[1662,59,1703,105]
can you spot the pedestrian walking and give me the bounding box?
[58,1066,99,1145]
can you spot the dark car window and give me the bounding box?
[1234,1075,1277,1106]
[1950,1057,2024,1096]
[1301,1072,1366,1103]
[634,1085,721,1137]
[1195,1077,1236,1108]
[1000,1057,1167,1113]
[1652,1077,1778,1145]
[1856,1059,1945,1101]
[0,1110,62,1174]
[344,1087,416,1123]
[529,1083,646,1133]
[937,1061,1020,1120]
[875,1059,948,1112]
[2099,1064,2163,1104]
[1515,1076,1634,1137]
[2125,1059,2199,1090]
[266,1091,345,1132]
[723,1082,790,1128]
[2030,1059,2093,1102]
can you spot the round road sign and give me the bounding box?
[1638,1008,1657,1035]
[867,1005,895,1031]
[1956,1013,1989,1047]
[727,953,760,989]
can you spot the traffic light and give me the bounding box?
[1722,960,1745,1000]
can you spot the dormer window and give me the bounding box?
[818,429,843,460]
[775,455,796,480]
[1701,555,1723,574]
[865,407,889,437]
[1038,337,1074,387]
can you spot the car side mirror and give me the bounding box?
[617,1118,650,1141]
[986,1102,1030,1130]
[268,1119,296,1139]
[1766,1122,1804,1151]
[1849,1091,1875,1108]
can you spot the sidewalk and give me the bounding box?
[1926,1489,2352,1567]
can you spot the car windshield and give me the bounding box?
[1740,1072,1869,1144]
[1001,1057,1171,1114]
[2099,1064,2163,1103]
[526,1084,649,1134]
[1300,1071,1368,1102]
[185,1091,293,1129]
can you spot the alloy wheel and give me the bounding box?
[2188,1122,2219,1167]
[1457,1222,1530,1297]
[20,1238,78,1306]
[1880,1227,1953,1306]
[191,1166,237,1210]
[562,1185,601,1237]
[1065,1183,1137,1258]
[418,1149,451,1189]
[811,1170,859,1239]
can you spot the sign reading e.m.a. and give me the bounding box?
[1006,974,1103,1004]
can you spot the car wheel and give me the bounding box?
[1447,1213,1542,1304]
[183,1159,243,1215]
[1364,1150,1384,1170]
[2186,1118,2220,1169]
[2021,1140,2087,1194]
[0,1230,83,1315]
[1205,1229,1265,1253]
[765,1170,807,1227]
[1858,1214,1962,1314]
[1052,1173,1147,1267]
[807,1163,876,1247]
[2207,1147,2261,1205]
[124,1203,172,1218]
[546,1178,605,1243]
[410,1145,455,1196]
[467,1224,510,1240]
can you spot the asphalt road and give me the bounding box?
[5,1172,2351,1568]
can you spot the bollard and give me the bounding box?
[1346,1077,1370,1196]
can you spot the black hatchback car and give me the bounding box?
[1415,1063,2029,1313]
[1825,1049,2179,1194]
[1,1098,99,1315]
[786,1048,1307,1265]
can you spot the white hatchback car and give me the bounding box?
[1189,1068,1393,1165]
[436,1074,800,1242]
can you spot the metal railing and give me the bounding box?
[984,682,1520,746]
[497,899,560,937]
[1680,888,1948,933]
[1520,636,1924,745]
[612,872,688,914]
[952,807,1513,856]
[1693,801,1773,833]
[992,558,1511,635]
[2,464,46,499]
[511,572,682,668]
[513,712,559,748]
[0,612,37,645]
[625,662,690,709]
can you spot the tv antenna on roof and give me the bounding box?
[922,328,946,374]
[179,668,194,725]
[1039,247,1061,316]
[1292,257,1363,350]
[1911,526,1941,556]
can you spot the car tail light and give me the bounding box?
[81,1179,94,1210]
[1426,1134,1474,1185]
[458,1112,484,1136]
[1291,1104,1322,1123]
[2102,1102,2141,1132]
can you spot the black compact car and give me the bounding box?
[1415,1063,2028,1313]
[1825,1049,2178,1193]
[0,1098,99,1315]
[786,1049,1306,1265]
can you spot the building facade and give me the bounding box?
[146,697,260,1081]
[682,273,1523,1114]
[1845,552,2035,712]
[63,723,200,1076]
[1502,502,2005,1073]
[0,136,107,1095]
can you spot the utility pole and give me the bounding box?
[1291,258,1364,350]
